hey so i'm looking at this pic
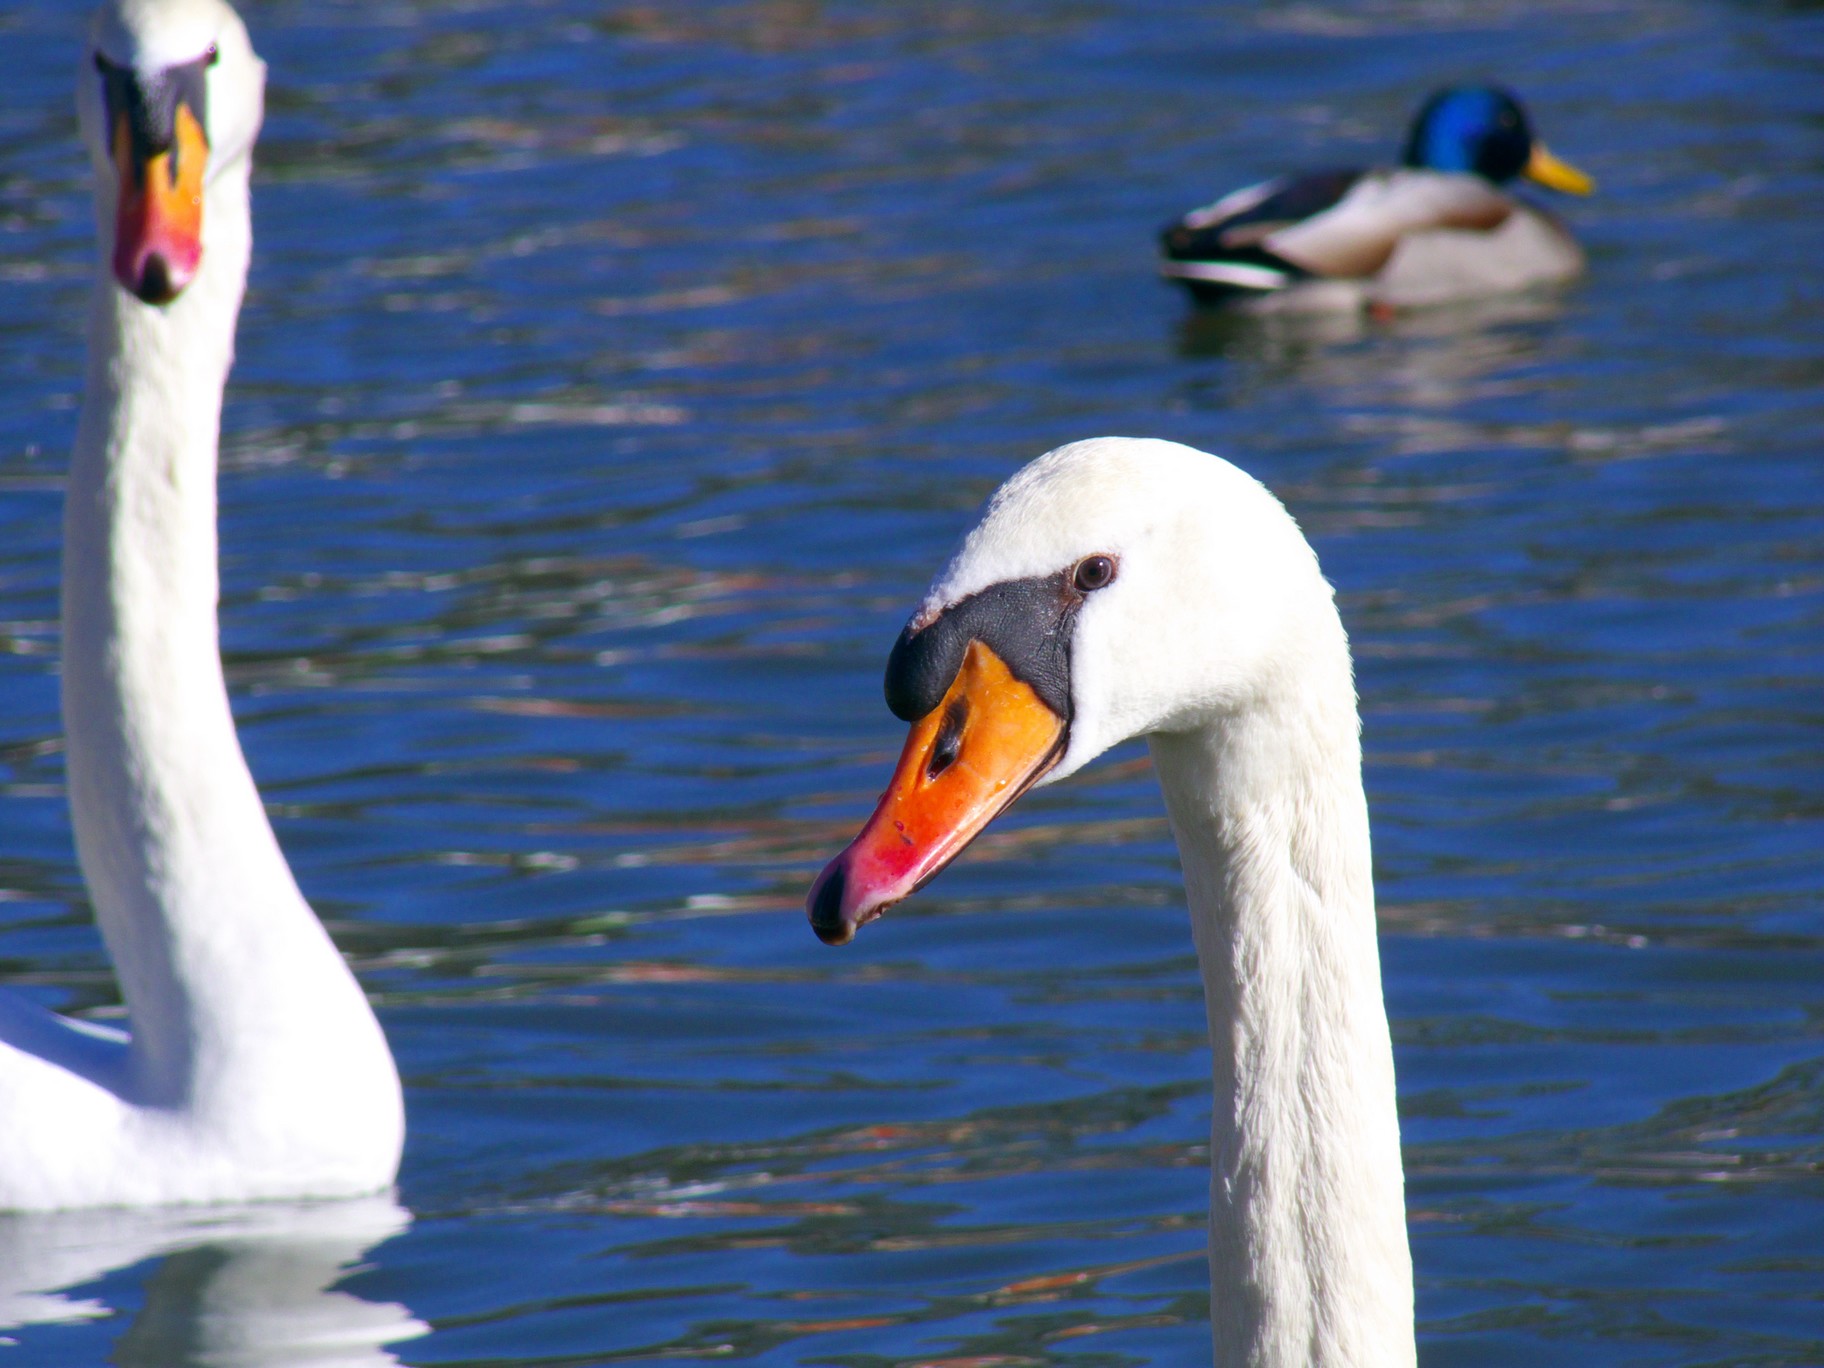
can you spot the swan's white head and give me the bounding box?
[809,437,1347,945]
[76,0,265,304]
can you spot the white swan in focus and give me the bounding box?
[808,438,1415,1366]
[0,0,402,1209]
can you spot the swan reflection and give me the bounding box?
[0,1196,423,1366]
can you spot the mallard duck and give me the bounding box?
[1160,86,1595,310]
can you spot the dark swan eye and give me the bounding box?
[1073,554,1116,593]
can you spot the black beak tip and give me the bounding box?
[808,863,853,947]
[133,253,176,305]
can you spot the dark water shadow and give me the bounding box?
[1172,286,1576,367]
[1166,285,1583,446]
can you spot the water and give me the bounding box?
[1,0,1822,1362]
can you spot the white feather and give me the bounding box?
[1159,259,1292,290]
[1370,207,1585,308]
[1180,176,1288,232]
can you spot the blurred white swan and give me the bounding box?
[0,0,402,1209]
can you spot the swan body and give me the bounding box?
[0,0,402,1209]
[1162,86,1593,311]
[809,438,1415,1365]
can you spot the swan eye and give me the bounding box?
[206,43,220,66]
[1073,555,1116,593]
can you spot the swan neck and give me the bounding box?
[62,163,361,1106]
[1149,666,1415,1366]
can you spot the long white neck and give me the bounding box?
[1149,621,1414,1367]
[63,158,391,1123]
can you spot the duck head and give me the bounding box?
[807,437,1346,946]
[1401,85,1593,195]
[77,0,266,304]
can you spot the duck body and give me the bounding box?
[0,0,402,1210]
[1161,86,1592,311]
[810,438,1415,1365]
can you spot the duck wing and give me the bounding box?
[1160,168,1364,291]
[1261,168,1514,279]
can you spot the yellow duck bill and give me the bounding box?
[1523,142,1595,195]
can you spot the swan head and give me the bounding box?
[808,437,1347,946]
[76,0,265,305]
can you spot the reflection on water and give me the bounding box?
[1174,287,1579,437]
[0,0,1820,1362]
[0,1198,421,1366]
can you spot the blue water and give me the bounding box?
[2,0,1822,1363]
